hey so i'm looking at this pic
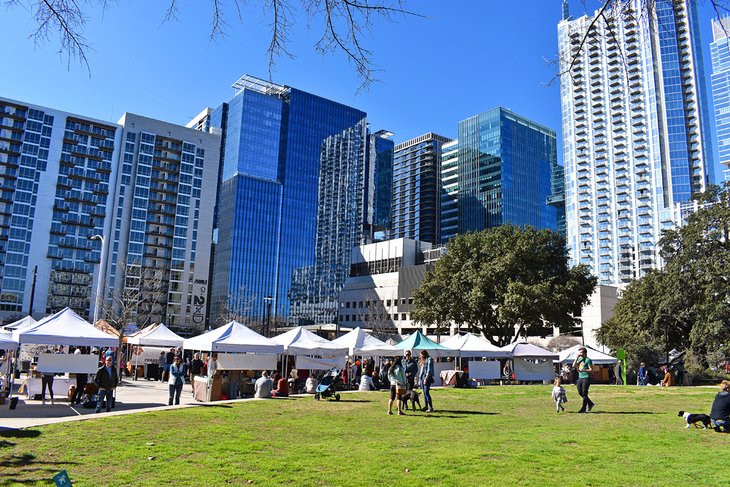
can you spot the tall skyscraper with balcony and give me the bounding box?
[558,0,714,285]
[439,107,560,244]
[107,114,220,334]
[392,133,453,245]
[204,75,378,327]
[0,97,220,332]
[0,97,121,320]
[439,140,459,243]
[711,16,730,181]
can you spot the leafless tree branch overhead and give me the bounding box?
[6,0,419,89]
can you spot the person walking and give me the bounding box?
[573,347,595,413]
[94,355,119,413]
[419,350,435,413]
[387,356,407,415]
[168,355,185,406]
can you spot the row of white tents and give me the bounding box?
[1,307,617,373]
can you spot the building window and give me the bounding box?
[386,299,392,307]
[394,314,399,320]
[401,313,407,320]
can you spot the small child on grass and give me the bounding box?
[551,377,567,413]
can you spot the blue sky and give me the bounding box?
[0,1,722,173]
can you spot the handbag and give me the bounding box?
[426,376,434,386]
[396,385,406,395]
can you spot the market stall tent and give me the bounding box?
[14,308,119,348]
[331,327,400,356]
[440,333,509,358]
[2,315,37,332]
[183,321,284,354]
[557,345,618,365]
[271,327,348,356]
[127,323,184,348]
[499,342,558,381]
[271,327,348,370]
[0,330,18,348]
[394,331,459,358]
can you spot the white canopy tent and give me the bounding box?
[557,345,618,365]
[0,330,18,349]
[2,315,37,332]
[441,333,510,358]
[331,327,400,356]
[500,342,558,382]
[183,321,284,354]
[271,327,348,356]
[14,308,119,348]
[500,342,558,359]
[127,323,184,348]
[271,327,348,371]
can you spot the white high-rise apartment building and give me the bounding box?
[558,0,714,286]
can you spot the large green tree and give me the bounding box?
[598,184,730,369]
[411,225,596,347]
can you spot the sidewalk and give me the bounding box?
[0,377,250,430]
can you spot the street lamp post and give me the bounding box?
[90,234,106,326]
[263,295,273,337]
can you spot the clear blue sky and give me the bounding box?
[0,1,722,174]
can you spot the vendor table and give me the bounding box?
[18,377,72,398]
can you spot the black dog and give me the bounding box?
[402,390,421,411]
[678,410,712,429]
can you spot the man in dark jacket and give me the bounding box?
[403,350,418,391]
[711,380,730,432]
[94,355,119,413]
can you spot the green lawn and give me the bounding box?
[1,385,728,486]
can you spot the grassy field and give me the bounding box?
[1,385,729,486]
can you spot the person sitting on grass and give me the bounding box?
[661,366,675,387]
[305,374,318,394]
[254,371,273,399]
[711,380,730,433]
[359,370,377,391]
[271,373,289,397]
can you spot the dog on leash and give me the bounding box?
[401,390,422,411]
[678,410,712,429]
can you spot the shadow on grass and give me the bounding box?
[332,399,373,403]
[0,429,41,439]
[0,452,80,469]
[430,410,498,416]
[196,404,233,409]
[569,411,657,415]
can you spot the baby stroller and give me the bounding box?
[315,368,342,401]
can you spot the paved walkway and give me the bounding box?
[0,377,260,430]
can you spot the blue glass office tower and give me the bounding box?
[208,76,370,327]
[711,16,730,181]
[443,107,559,240]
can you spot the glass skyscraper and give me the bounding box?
[711,16,730,181]
[206,75,375,327]
[439,107,560,243]
[392,133,453,245]
[558,0,714,285]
